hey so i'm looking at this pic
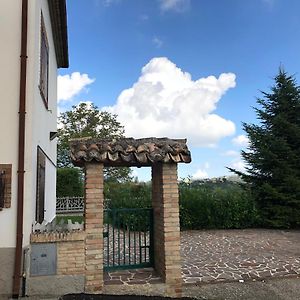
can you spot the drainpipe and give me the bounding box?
[12,0,28,297]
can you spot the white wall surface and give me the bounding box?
[0,0,59,248]
[0,0,22,248]
[23,0,58,246]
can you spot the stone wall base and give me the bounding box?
[0,247,14,295]
[25,275,180,298]
[26,274,84,296]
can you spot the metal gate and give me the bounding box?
[103,208,154,271]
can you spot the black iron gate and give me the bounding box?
[103,208,154,271]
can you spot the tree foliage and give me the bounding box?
[56,168,84,197]
[57,102,132,182]
[229,70,300,228]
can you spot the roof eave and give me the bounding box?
[48,0,69,68]
[69,137,192,166]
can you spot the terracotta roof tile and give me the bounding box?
[70,137,191,167]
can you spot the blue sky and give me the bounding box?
[58,0,300,181]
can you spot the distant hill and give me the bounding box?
[183,175,244,189]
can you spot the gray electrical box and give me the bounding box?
[30,243,57,276]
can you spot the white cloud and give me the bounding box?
[232,134,249,147]
[152,36,163,48]
[229,159,246,173]
[159,0,190,12]
[223,150,239,157]
[192,168,209,180]
[57,72,95,103]
[104,57,236,147]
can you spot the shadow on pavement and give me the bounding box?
[60,294,197,300]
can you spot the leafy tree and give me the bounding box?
[229,69,300,228]
[57,168,84,197]
[57,102,132,182]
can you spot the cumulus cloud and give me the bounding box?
[104,57,236,147]
[232,134,249,147]
[159,0,190,12]
[57,72,95,103]
[192,168,209,180]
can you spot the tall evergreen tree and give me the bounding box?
[229,69,300,228]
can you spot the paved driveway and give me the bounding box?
[181,229,300,284]
[3,229,300,300]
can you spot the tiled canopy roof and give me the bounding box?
[70,137,192,167]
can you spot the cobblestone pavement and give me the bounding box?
[181,229,300,284]
[103,226,150,269]
[105,268,162,285]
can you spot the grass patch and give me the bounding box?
[56,215,84,223]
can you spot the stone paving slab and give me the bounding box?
[181,229,300,284]
[105,268,162,285]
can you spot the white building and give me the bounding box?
[0,0,68,296]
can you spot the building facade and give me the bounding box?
[0,0,68,296]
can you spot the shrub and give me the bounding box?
[104,180,258,230]
[104,181,151,209]
[179,182,259,230]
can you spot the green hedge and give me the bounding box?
[179,183,259,230]
[104,181,151,209]
[104,182,151,230]
[103,181,259,230]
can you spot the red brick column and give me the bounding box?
[152,163,182,297]
[84,163,104,293]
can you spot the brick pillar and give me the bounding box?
[152,163,182,298]
[84,163,104,293]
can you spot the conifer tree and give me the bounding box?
[229,69,300,228]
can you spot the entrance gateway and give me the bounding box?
[104,208,153,270]
[70,137,191,297]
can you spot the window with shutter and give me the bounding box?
[0,164,12,210]
[0,171,5,209]
[36,148,46,223]
[39,14,49,108]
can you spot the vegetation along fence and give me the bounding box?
[56,196,84,214]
